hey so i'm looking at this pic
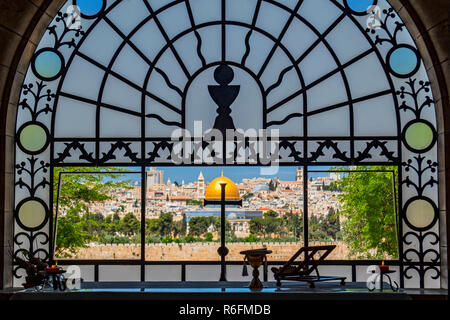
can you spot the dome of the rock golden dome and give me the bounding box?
[204,174,240,200]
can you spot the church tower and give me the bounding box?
[296,167,303,184]
[198,172,205,199]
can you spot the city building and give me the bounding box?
[146,167,164,187]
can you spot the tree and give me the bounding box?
[268,180,277,191]
[249,215,281,238]
[189,216,218,237]
[55,213,86,257]
[284,212,303,239]
[264,216,280,236]
[146,218,160,237]
[173,212,187,237]
[334,166,398,259]
[264,210,278,218]
[159,212,174,237]
[249,217,266,238]
[118,212,140,236]
[205,232,213,241]
[242,193,254,201]
[54,167,132,256]
[324,207,341,241]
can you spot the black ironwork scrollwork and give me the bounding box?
[355,140,398,162]
[54,141,96,163]
[308,140,349,162]
[146,141,174,163]
[402,155,438,196]
[48,11,85,50]
[366,7,404,46]
[98,142,141,164]
[397,79,433,119]
[19,81,55,121]
[15,156,50,198]
[279,140,302,162]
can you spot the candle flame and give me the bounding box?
[382,260,385,266]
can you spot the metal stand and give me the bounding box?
[380,270,399,292]
[240,249,272,290]
[368,270,399,292]
[204,183,242,282]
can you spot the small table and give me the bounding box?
[240,249,272,290]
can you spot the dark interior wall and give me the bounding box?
[0,0,66,288]
[0,0,448,289]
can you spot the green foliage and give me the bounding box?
[99,235,131,244]
[162,236,174,244]
[334,166,399,259]
[243,234,258,242]
[308,208,341,241]
[183,235,196,243]
[284,212,303,239]
[249,215,281,238]
[263,210,278,218]
[145,218,160,237]
[118,212,140,236]
[205,232,214,241]
[268,180,277,191]
[54,167,130,209]
[242,193,254,200]
[158,212,174,237]
[54,167,132,256]
[55,213,87,257]
[186,199,203,206]
[249,217,265,237]
[188,216,218,237]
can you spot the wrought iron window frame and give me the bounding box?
[13,0,441,288]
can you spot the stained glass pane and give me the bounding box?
[54,96,97,138]
[404,122,435,152]
[17,200,47,229]
[19,124,48,152]
[299,0,342,33]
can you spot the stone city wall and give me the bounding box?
[63,241,349,261]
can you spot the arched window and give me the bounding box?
[14,0,440,288]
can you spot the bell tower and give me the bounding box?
[198,172,205,199]
[296,167,303,184]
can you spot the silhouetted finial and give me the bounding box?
[214,64,234,85]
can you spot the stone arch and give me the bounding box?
[0,0,448,289]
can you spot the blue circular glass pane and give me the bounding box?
[346,0,375,13]
[389,47,419,76]
[34,50,62,79]
[76,0,104,17]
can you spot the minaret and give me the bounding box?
[198,172,205,199]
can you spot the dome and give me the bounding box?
[205,174,240,200]
[252,184,270,193]
[228,212,238,219]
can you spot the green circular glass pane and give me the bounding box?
[405,122,434,151]
[19,124,48,152]
[406,199,435,229]
[18,200,46,229]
